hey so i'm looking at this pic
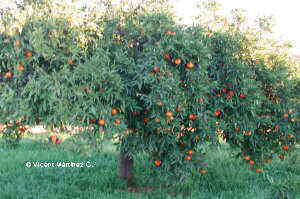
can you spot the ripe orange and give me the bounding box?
[188,114,197,121]
[152,66,160,73]
[4,71,13,78]
[197,98,204,103]
[214,110,221,117]
[235,127,240,132]
[17,64,25,72]
[144,118,150,123]
[111,108,118,116]
[199,168,207,174]
[174,58,181,65]
[184,155,192,161]
[247,131,252,136]
[83,87,92,93]
[187,149,193,156]
[114,119,121,125]
[239,93,246,99]
[244,156,251,161]
[24,50,33,57]
[155,160,161,167]
[283,113,289,118]
[98,119,106,126]
[155,118,161,123]
[228,90,234,97]
[185,61,194,69]
[282,145,289,151]
[165,111,173,118]
[50,135,57,144]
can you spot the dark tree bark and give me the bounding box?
[119,150,136,187]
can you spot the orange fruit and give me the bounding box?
[282,145,289,151]
[197,98,204,103]
[114,119,121,125]
[24,50,33,57]
[50,135,57,144]
[199,168,207,174]
[228,90,234,97]
[165,111,173,118]
[283,113,289,118]
[144,118,150,123]
[152,66,160,73]
[4,71,13,78]
[187,149,193,156]
[247,131,252,136]
[184,155,192,161]
[174,58,181,65]
[188,114,197,121]
[155,118,161,123]
[239,93,246,99]
[83,87,92,93]
[250,160,255,165]
[214,110,221,117]
[155,160,161,167]
[17,64,25,72]
[244,156,251,161]
[111,108,118,116]
[98,119,105,126]
[185,61,194,69]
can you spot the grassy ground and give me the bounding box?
[0,132,299,199]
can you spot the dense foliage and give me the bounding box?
[0,0,299,179]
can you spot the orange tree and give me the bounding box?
[0,0,299,186]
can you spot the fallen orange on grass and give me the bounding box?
[155,160,161,167]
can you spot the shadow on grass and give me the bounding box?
[1,133,300,199]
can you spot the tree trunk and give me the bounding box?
[119,150,136,187]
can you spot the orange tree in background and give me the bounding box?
[0,0,299,187]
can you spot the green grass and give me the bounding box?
[0,132,299,199]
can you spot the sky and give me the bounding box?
[172,0,300,54]
[2,0,300,54]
